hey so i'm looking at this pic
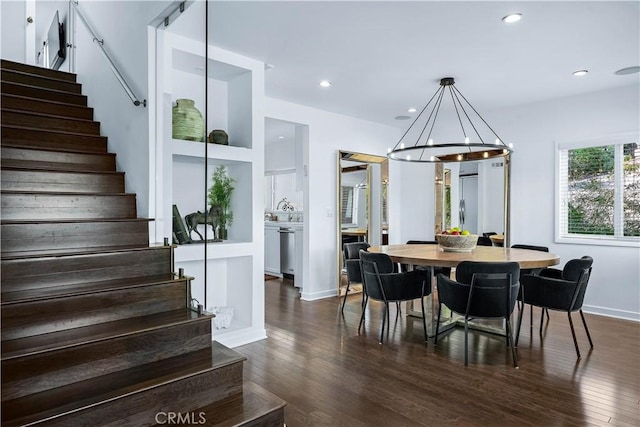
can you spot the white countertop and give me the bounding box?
[265,221,303,229]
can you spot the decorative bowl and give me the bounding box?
[436,234,479,252]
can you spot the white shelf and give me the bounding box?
[175,241,254,262]
[171,138,254,163]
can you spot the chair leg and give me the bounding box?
[420,295,428,344]
[340,280,351,313]
[579,309,594,349]
[530,304,533,330]
[505,316,518,368]
[358,295,368,334]
[395,301,401,321]
[464,316,469,366]
[568,312,581,359]
[434,302,443,345]
[379,302,388,344]
[515,300,525,347]
[539,308,545,335]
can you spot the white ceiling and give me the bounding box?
[169,1,639,129]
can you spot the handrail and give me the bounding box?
[70,1,146,107]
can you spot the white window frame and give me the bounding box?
[555,132,640,247]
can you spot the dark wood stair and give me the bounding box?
[1,59,285,426]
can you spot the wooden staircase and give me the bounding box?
[0,59,285,426]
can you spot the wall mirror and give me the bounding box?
[336,150,388,294]
[435,156,511,244]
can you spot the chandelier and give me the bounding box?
[387,77,513,162]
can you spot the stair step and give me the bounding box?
[2,341,243,427]
[195,382,286,427]
[1,81,87,105]
[1,146,116,172]
[1,246,172,289]
[1,59,77,82]
[1,68,82,94]
[1,109,100,135]
[1,218,149,255]
[2,315,212,402]
[2,273,177,305]
[1,168,124,193]
[1,94,93,120]
[1,279,192,342]
[0,168,124,193]
[2,125,107,153]
[0,191,137,220]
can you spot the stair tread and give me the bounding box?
[0,189,134,196]
[1,124,103,138]
[0,80,84,98]
[1,66,78,86]
[1,107,97,124]
[1,308,212,360]
[1,93,90,110]
[1,218,151,225]
[1,243,156,260]
[0,140,109,155]
[1,273,179,305]
[1,165,123,175]
[198,382,286,427]
[2,342,243,427]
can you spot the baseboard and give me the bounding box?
[214,328,268,348]
[300,288,338,301]
[583,305,640,322]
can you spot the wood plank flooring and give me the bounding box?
[234,278,640,426]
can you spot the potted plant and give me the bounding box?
[208,166,236,240]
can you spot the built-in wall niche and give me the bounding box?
[176,256,253,342]
[172,155,252,243]
[171,48,252,149]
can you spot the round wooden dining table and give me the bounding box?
[369,244,559,269]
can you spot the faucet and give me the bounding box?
[276,198,295,212]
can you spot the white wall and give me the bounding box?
[265,97,399,300]
[1,0,27,62]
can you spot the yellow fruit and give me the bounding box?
[461,230,470,236]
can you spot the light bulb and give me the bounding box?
[464,137,470,144]
[483,152,489,158]
[428,138,434,146]
[430,156,435,162]
[495,138,501,145]
[390,153,395,159]
[400,142,405,149]
[457,154,463,161]
[319,80,332,87]
[408,108,417,113]
[508,143,514,149]
[387,147,392,153]
[406,155,411,161]
[502,13,522,23]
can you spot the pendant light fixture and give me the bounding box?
[387,77,513,162]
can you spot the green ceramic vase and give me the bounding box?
[172,98,205,142]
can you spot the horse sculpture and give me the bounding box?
[185,206,222,241]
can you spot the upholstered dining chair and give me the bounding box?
[358,250,431,344]
[435,261,521,367]
[511,244,550,332]
[477,236,493,246]
[341,242,370,313]
[515,256,594,359]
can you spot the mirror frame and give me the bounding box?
[336,150,389,295]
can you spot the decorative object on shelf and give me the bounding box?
[276,198,295,212]
[208,129,229,145]
[436,233,479,252]
[172,98,204,142]
[208,166,236,240]
[172,204,191,244]
[211,306,234,329]
[184,206,222,241]
[387,77,513,163]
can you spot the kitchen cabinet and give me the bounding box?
[154,31,265,348]
[294,225,304,289]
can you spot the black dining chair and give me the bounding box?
[358,250,431,344]
[435,261,521,367]
[511,244,550,332]
[477,236,493,247]
[341,242,370,313]
[515,256,594,359]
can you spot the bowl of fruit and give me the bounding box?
[436,228,478,252]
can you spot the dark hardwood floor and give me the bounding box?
[234,278,640,426]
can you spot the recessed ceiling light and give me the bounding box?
[408,108,417,113]
[502,13,522,23]
[572,70,588,77]
[615,66,640,75]
[394,115,411,120]
[278,135,285,139]
[319,80,332,88]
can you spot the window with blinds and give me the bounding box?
[341,186,354,224]
[558,141,640,241]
